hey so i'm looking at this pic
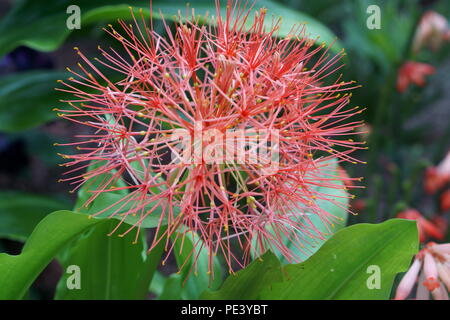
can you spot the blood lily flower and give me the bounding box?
[396,61,435,93]
[397,209,445,242]
[413,11,450,53]
[425,150,450,194]
[55,1,363,273]
[395,242,450,300]
[441,190,450,212]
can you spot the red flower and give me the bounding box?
[397,209,445,242]
[431,215,448,237]
[396,61,435,93]
[55,1,363,272]
[425,151,450,194]
[441,190,450,212]
[351,199,366,213]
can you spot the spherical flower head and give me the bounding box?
[56,1,364,274]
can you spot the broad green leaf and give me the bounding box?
[0,210,104,299]
[268,159,349,264]
[0,71,69,133]
[258,0,342,51]
[74,161,176,228]
[202,219,418,300]
[149,270,167,297]
[74,160,128,210]
[169,228,223,299]
[0,0,340,57]
[201,251,282,300]
[55,220,164,300]
[0,191,71,242]
[0,0,143,56]
[261,219,419,300]
[158,273,185,300]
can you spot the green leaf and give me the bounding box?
[0,71,69,133]
[202,219,418,300]
[0,0,136,56]
[0,210,103,299]
[169,228,223,299]
[149,270,167,297]
[0,191,71,242]
[201,251,282,300]
[0,0,340,57]
[74,160,176,229]
[269,159,349,263]
[261,219,419,300]
[85,193,171,228]
[73,160,128,210]
[257,0,342,51]
[158,273,185,300]
[0,1,205,56]
[54,220,164,300]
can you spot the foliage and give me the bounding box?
[202,219,418,300]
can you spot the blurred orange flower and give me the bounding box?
[397,209,446,242]
[425,151,450,194]
[397,61,435,93]
[441,190,450,212]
